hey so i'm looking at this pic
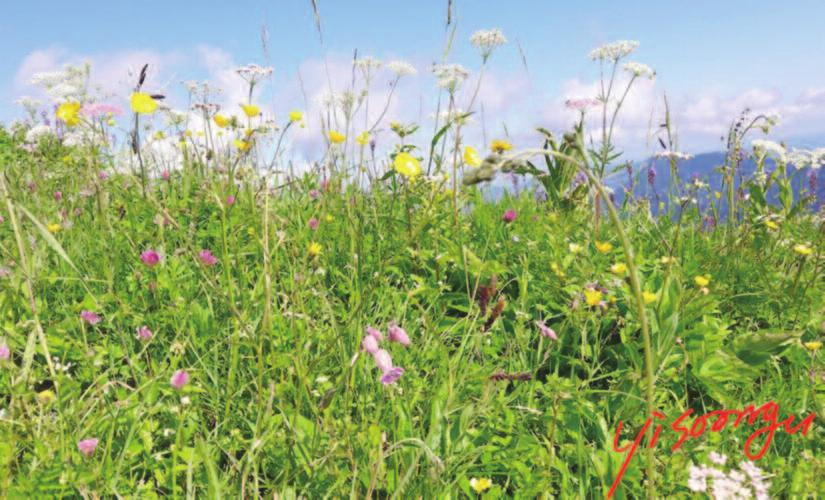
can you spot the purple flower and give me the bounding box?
[98,171,109,181]
[198,249,218,266]
[502,209,517,223]
[309,189,320,200]
[77,438,99,457]
[308,217,319,231]
[372,349,393,373]
[361,334,380,354]
[226,195,236,206]
[380,366,405,385]
[366,326,383,342]
[136,326,153,342]
[140,250,161,267]
[0,343,9,361]
[80,310,101,325]
[647,166,656,186]
[54,191,62,201]
[388,324,410,346]
[537,321,557,340]
[170,369,190,390]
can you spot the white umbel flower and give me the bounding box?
[235,64,273,85]
[355,56,382,72]
[589,40,639,61]
[787,147,825,169]
[623,61,655,79]
[387,60,417,77]
[655,150,693,161]
[25,124,53,143]
[470,28,507,58]
[432,63,469,92]
[752,139,786,162]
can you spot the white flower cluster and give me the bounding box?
[235,64,273,85]
[623,61,655,79]
[432,63,469,92]
[25,124,53,144]
[655,150,694,161]
[30,63,89,102]
[751,139,787,162]
[355,56,382,72]
[16,96,42,114]
[387,60,417,77]
[687,456,770,500]
[470,28,507,58]
[787,147,825,169]
[588,40,639,61]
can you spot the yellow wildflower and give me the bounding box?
[233,139,252,152]
[463,146,482,167]
[694,275,710,287]
[37,390,56,405]
[130,92,157,114]
[595,241,613,254]
[393,152,422,180]
[568,242,583,254]
[491,139,512,154]
[584,288,603,307]
[610,262,627,275]
[244,128,255,138]
[153,131,165,140]
[643,291,657,304]
[56,102,81,126]
[714,191,722,200]
[804,341,822,351]
[325,214,334,223]
[550,262,565,278]
[793,244,813,256]
[214,114,231,128]
[241,104,260,118]
[659,256,676,265]
[328,130,346,144]
[47,223,62,234]
[289,110,303,122]
[764,219,779,230]
[356,131,370,146]
[469,478,492,494]
[308,242,322,257]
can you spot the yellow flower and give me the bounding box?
[463,145,482,167]
[233,139,252,152]
[595,241,613,254]
[56,102,81,126]
[130,92,157,114]
[584,288,603,307]
[490,139,512,154]
[289,110,303,122]
[308,242,322,257]
[325,214,334,223]
[184,130,193,138]
[764,219,779,230]
[214,114,231,128]
[659,256,676,265]
[550,262,565,278]
[153,131,165,140]
[643,291,657,304]
[37,390,56,405]
[47,223,62,234]
[393,152,422,180]
[804,341,822,351]
[713,191,722,200]
[241,104,260,118]
[568,243,583,254]
[106,118,116,127]
[328,130,346,144]
[469,477,492,493]
[793,244,813,256]
[610,262,627,275]
[244,128,255,138]
[694,275,710,287]
[356,131,370,146]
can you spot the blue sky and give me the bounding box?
[4,0,825,156]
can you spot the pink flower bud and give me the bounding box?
[365,326,383,342]
[537,321,557,340]
[361,334,379,354]
[80,310,101,325]
[388,324,410,346]
[140,250,161,267]
[380,366,405,385]
[0,344,9,361]
[137,326,153,342]
[372,349,393,373]
[77,438,99,457]
[170,369,190,390]
[502,209,517,223]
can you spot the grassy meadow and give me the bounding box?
[0,30,824,499]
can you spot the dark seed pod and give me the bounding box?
[138,64,148,88]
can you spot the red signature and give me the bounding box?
[607,401,816,498]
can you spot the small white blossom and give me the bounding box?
[387,60,417,77]
[235,64,273,85]
[355,56,382,72]
[432,63,469,92]
[470,28,507,58]
[623,61,655,79]
[751,139,786,163]
[25,124,53,144]
[589,40,639,61]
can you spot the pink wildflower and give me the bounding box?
[170,369,190,390]
[77,438,99,457]
[381,366,405,385]
[309,189,320,200]
[308,217,319,231]
[136,326,153,342]
[81,103,123,117]
[0,343,9,361]
[372,349,393,373]
[366,326,383,342]
[226,195,236,206]
[162,170,171,181]
[198,249,218,266]
[98,171,109,180]
[537,321,558,340]
[54,191,62,201]
[388,324,410,346]
[361,334,379,354]
[502,209,517,223]
[80,310,101,325]
[140,250,161,267]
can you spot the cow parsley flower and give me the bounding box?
[235,64,273,85]
[25,125,53,144]
[354,56,382,75]
[752,139,786,162]
[623,61,655,79]
[387,60,417,77]
[589,40,639,61]
[470,28,507,59]
[432,63,469,92]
